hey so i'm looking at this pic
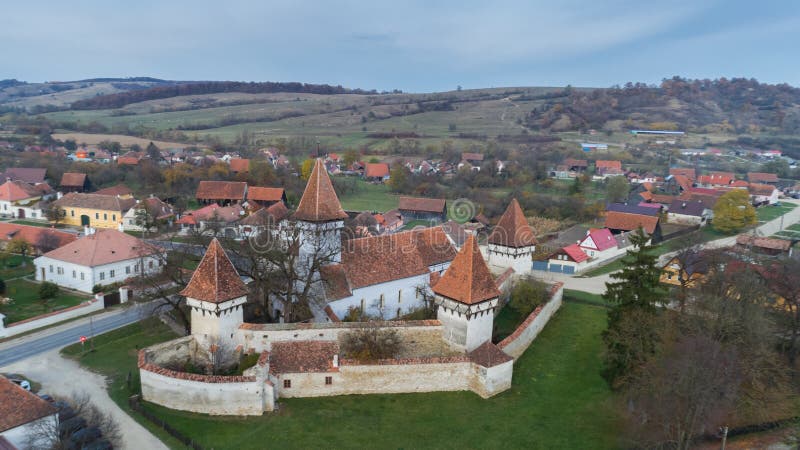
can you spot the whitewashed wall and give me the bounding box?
[327,273,431,320]
[34,254,163,293]
[1,414,59,449]
[498,285,563,359]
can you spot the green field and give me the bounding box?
[757,203,797,222]
[64,299,620,449]
[337,179,399,212]
[0,279,88,324]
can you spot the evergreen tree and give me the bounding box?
[601,228,666,388]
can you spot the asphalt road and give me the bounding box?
[0,301,163,368]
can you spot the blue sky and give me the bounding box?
[2,0,799,92]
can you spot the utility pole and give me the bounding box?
[89,315,95,351]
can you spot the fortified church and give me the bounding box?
[138,159,560,415]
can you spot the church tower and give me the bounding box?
[486,198,537,274]
[293,158,348,263]
[433,234,502,352]
[181,238,249,346]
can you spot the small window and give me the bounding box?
[80,272,84,280]
[72,270,76,278]
[360,299,365,310]
[148,261,154,269]
[397,308,402,318]
[126,266,131,274]
[95,213,99,219]
[99,272,105,280]
[49,265,53,273]
[103,213,108,220]
[283,379,291,388]
[379,294,384,308]
[135,263,140,273]
[110,270,115,278]
[398,290,402,303]
[325,376,332,385]
[70,209,75,217]
[112,214,116,221]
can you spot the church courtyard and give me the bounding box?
[62,296,622,449]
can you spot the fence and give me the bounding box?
[128,395,204,450]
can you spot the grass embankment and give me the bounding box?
[0,279,88,324]
[65,301,620,449]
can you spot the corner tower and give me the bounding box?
[487,198,536,274]
[433,234,502,351]
[293,158,348,263]
[181,238,249,346]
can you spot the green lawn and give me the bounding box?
[757,203,797,222]
[0,279,88,324]
[10,220,53,228]
[0,253,35,279]
[337,179,399,212]
[66,301,620,449]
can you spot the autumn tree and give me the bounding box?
[6,238,31,261]
[713,189,756,234]
[387,164,410,193]
[300,159,315,180]
[602,229,666,388]
[44,204,65,227]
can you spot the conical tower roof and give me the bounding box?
[432,234,501,305]
[180,238,248,303]
[294,159,348,222]
[488,198,537,247]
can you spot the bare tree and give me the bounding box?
[44,203,65,227]
[27,391,121,450]
[341,324,403,361]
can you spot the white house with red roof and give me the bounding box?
[0,179,49,219]
[547,244,589,273]
[34,229,165,292]
[578,228,619,259]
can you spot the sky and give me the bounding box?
[2,0,799,92]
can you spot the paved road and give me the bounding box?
[0,300,164,367]
[547,198,800,295]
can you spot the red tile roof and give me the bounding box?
[180,238,249,303]
[562,243,589,262]
[364,163,390,178]
[748,172,778,183]
[269,341,338,374]
[41,229,160,266]
[432,234,501,305]
[596,160,622,170]
[239,202,288,225]
[0,180,40,202]
[195,181,247,201]
[650,194,679,205]
[1,167,46,184]
[53,192,136,212]
[246,187,285,202]
[604,211,659,234]
[229,158,250,173]
[320,264,352,300]
[398,196,446,214]
[0,223,76,250]
[294,159,348,222]
[461,152,485,162]
[564,158,588,168]
[748,183,777,196]
[468,341,513,367]
[672,174,693,191]
[581,228,617,251]
[0,375,57,432]
[736,234,791,251]
[60,172,87,187]
[94,184,133,196]
[488,198,537,247]
[669,168,696,180]
[698,174,733,186]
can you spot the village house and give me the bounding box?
[34,228,164,293]
[176,203,245,236]
[238,202,289,238]
[0,180,49,219]
[486,198,536,274]
[735,234,793,257]
[564,158,588,172]
[122,197,176,232]
[0,223,76,255]
[59,172,90,193]
[748,183,780,205]
[546,244,589,274]
[604,210,662,242]
[52,192,136,229]
[594,160,623,178]
[667,199,709,226]
[578,228,619,260]
[229,158,250,174]
[93,184,133,198]
[374,209,403,233]
[0,375,58,449]
[398,196,447,224]
[195,181,247,205]
[669,167,696,180]
[748,172,779,184]
[1,167,47,184]
[697,171,735,188]
[660,251,710,286]
[364,163,390,182]
[246,187,286,209]
[116,151,142,166]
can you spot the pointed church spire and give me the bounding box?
[488,198,537,247]
[433,234,501,305]
[180,238,248,303]
[294,158,348,222]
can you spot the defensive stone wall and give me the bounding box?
[497,282,564,359]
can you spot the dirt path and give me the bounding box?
[3,349,167,450]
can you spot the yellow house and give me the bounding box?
[660,254,709,287]
[52,193,136,229]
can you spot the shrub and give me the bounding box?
[0,278,5,295]
[39,281,60,300]
[509,276,550,317]
[341,326,402,361]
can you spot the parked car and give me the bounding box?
[83,439,113,450]
[38,393,54,402]
[8,378,31,391]
[57,405,77,422]
[67,426,101,450]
